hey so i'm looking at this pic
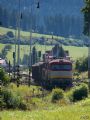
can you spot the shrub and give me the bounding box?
[19,101,27,110]
[75,57,88,72]
[0,68,10,86]
[1,88,27,110]
[0,87,5,110]
[7,31,14,38]
[3,74,10,86]
[51,88,64,102]
[71,83,88,102]
[0,97,6,110]
[2,89,18,109]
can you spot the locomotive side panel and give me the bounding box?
[32,62,45,84]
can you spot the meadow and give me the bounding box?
[0,81,90,120]
[0,43,88,64]
[0,98,90,120]
[0,27,64,39]
[0,27,88,63]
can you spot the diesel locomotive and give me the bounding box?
[32,57,72,89]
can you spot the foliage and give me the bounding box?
[0,0,83,38]
[32,46,38,64]
[52,44,65,58]
[0,44,12,59]
[75,57,88,72]
[19,101,27,110]
[0,94,6,110]
[1,98,90,120]
[70,83,88,102]
[0,68,10,86]
[6,31,14,38]
[21,54,29,65]
[1,88,27,110]
[51,88,64,102]
[82,0,90,36]
[0,26,88,46]
[0,43,88,65]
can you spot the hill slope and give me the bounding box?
[0,27,87,47]
[0,0,84,38]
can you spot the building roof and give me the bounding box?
[0,58,7,66]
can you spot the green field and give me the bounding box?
[63,46,88,59]
[0,27,64,40]
[0,98,90,120]
[0,27,88,63]
[0,43,88,64]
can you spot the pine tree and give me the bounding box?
[82,0,90,36]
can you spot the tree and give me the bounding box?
[0,45,12,59]
[52,44,65,58]
[22,54,29,65]
[82,0,90,36]
[7,31,14,38]
[32,46,37,64]
[75,57,88,72]
[0,68,10,86]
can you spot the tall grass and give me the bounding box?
[0,99,90,120]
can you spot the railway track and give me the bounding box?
[11,71,88,90]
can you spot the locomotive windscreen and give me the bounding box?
[50,64,72,71]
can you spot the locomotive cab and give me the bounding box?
[46,59,73,89]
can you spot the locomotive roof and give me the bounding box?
[32,62,44,67]
[49,59,72,64]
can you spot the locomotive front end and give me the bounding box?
[48,59,72,89]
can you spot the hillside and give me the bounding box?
[0,0,84,38]
[0,26,88,64]
[0,43,88,65]
[0,0,84,16]
[0,27,87,47]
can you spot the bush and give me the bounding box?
[0,97,6,110]
[0,87,5,110]
[75,57,88,72]
[7,31,14,38]
[0,68,10,86]
[71,83,88,102]
[19,101,27,110]
[1,88,27,110]
[51,88,64,102]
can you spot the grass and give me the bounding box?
[0,27,88,63]
[8,83,43,97]
[0,82,90,120]
[0,43,88,64]
[63,46,88,60]
[0,27,64,39]
[0,98,90,120]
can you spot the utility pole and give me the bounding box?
[13,28,17,80]
[88,27,90,91]
[51,32,53,56]
[28,1,40,86]
[28,3,33,86]
[0,78,2,110]
[28,28,32,86]
[56,35,58,58]
[17,0,21,87]
[13,52,15,79]
[9,60,11,77]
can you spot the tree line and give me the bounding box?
[0,4,83,38]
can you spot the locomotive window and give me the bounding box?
[50,64,72,70]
